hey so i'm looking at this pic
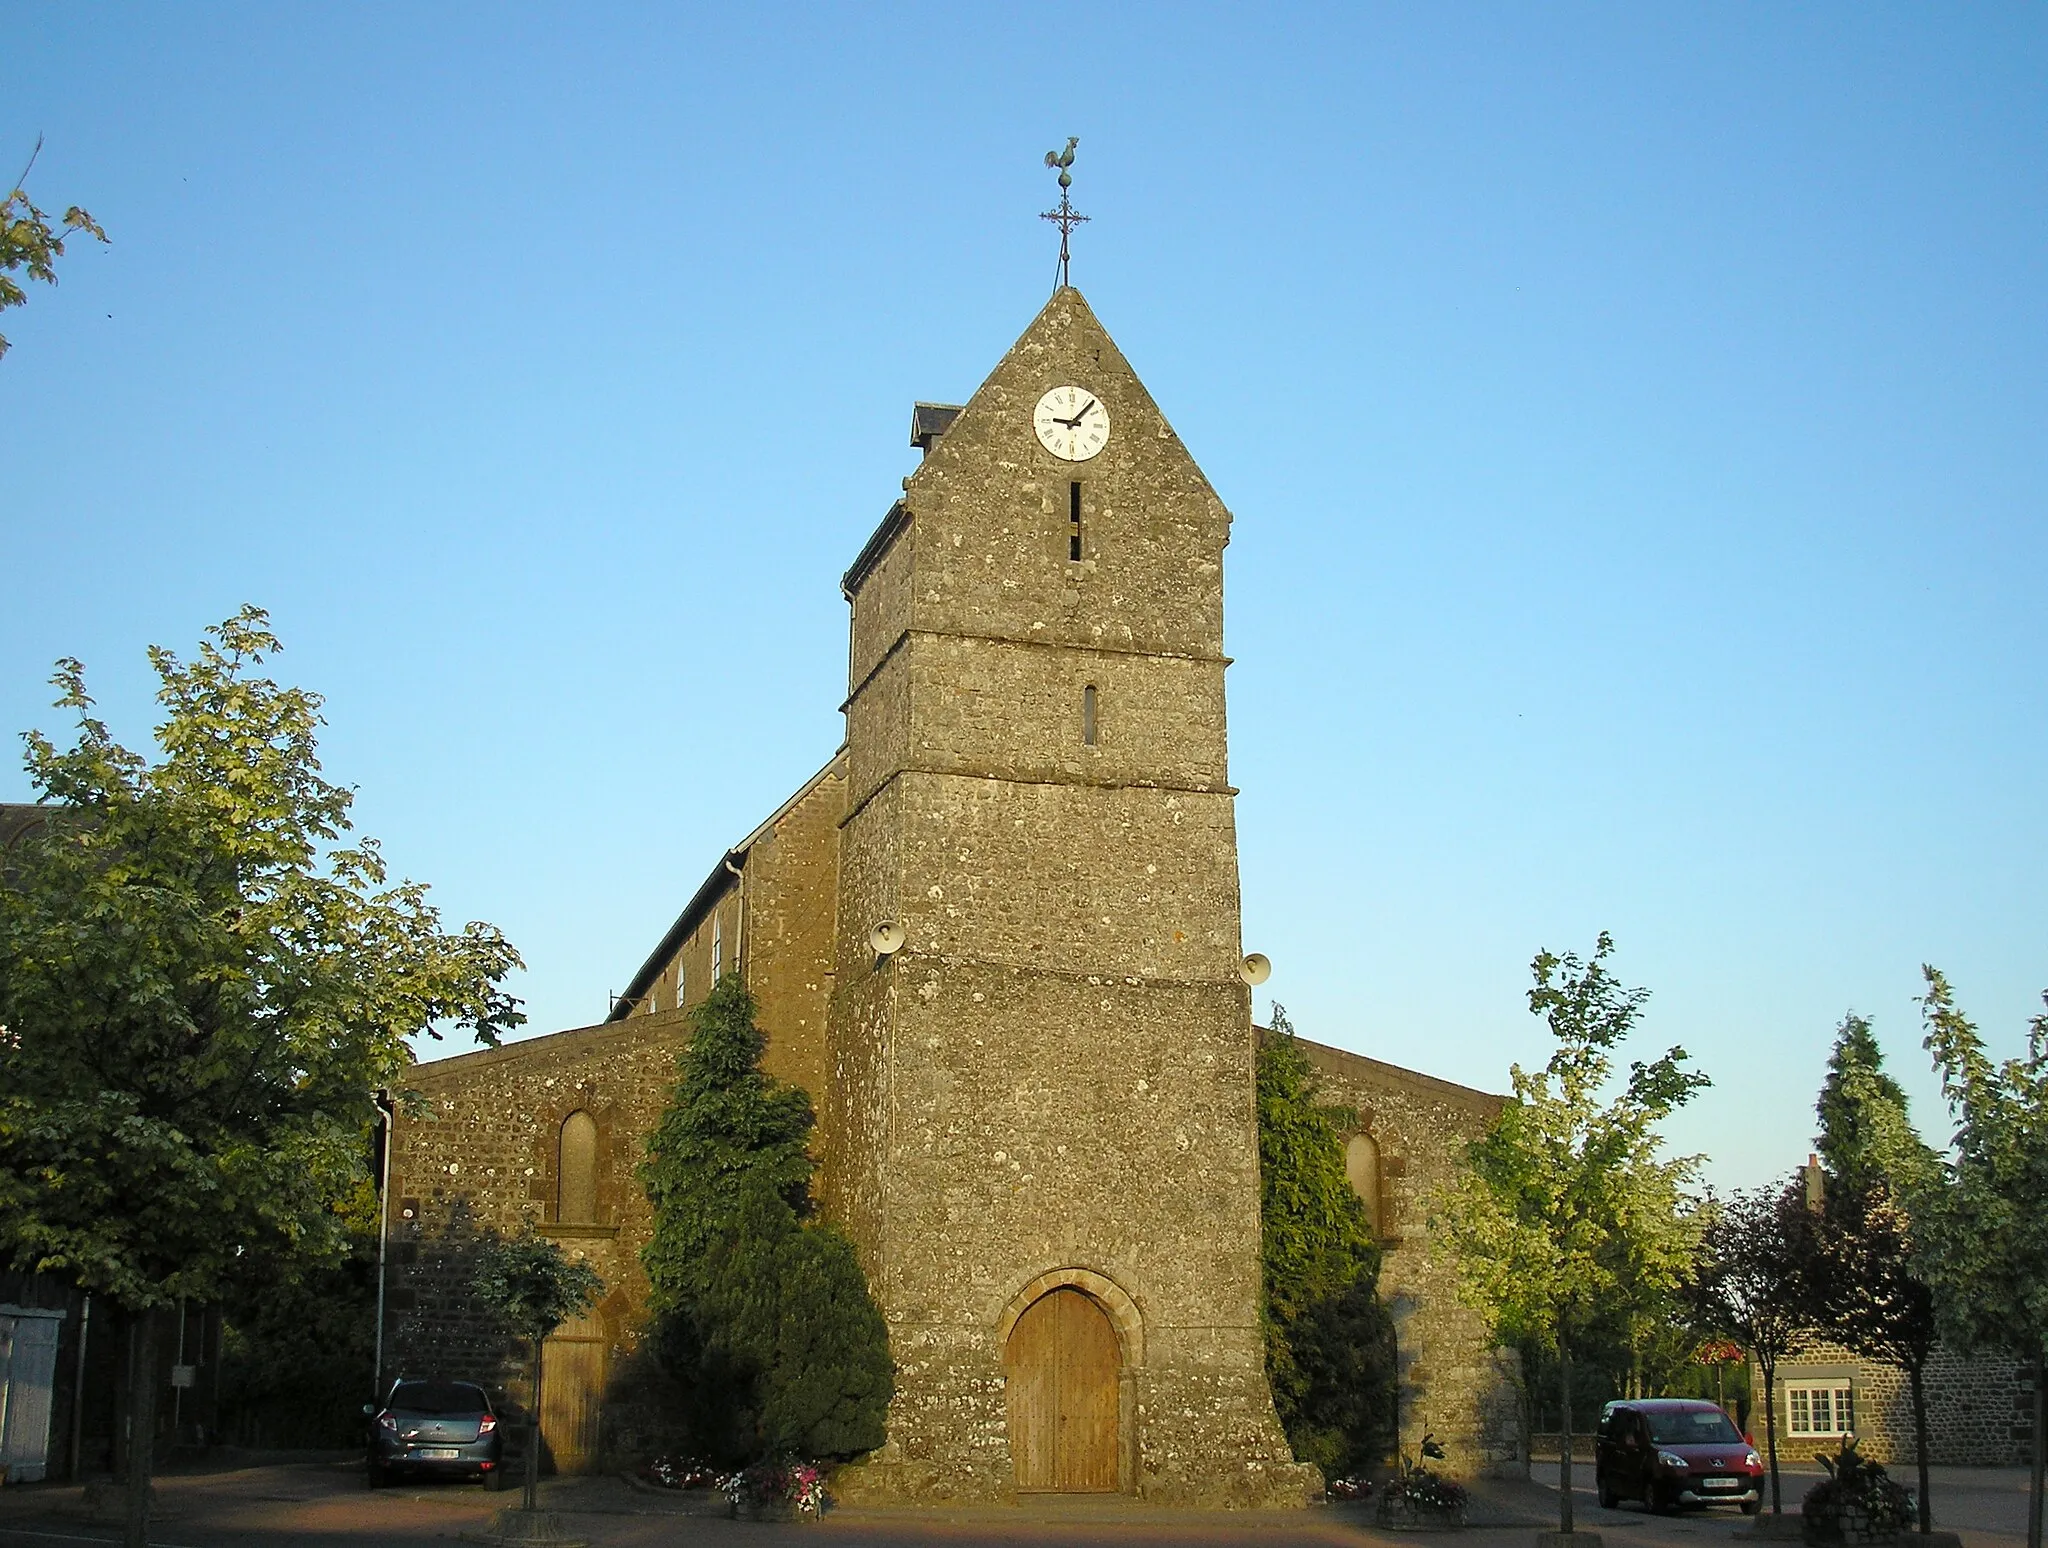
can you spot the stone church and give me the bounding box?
[385,286,1522,1504]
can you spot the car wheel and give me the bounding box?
[366,1462,387,1490]
[1742,1499,1762,1516]
[1598,1474,1618,1510]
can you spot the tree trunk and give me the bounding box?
[2029,1344,2044,1548]
[1558,1343,1575,1536]
[112,1309,134,1484]
[524,1337,543,1513]
[1762,1355,1782,1514]
[1909,1359,1932,1534]
[124,1310,158,1548]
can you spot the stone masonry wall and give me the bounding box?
[385,1015,690,1443]
[1771,1338,2031,1466]
[828,288,1311,1507]
[1301,1042,1524,1480]
[724,764,845,1150]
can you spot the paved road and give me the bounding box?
[0,1457,2035,1548]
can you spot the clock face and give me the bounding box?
[1033,385,1111,462]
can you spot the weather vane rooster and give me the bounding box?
[1041,137,1087,291]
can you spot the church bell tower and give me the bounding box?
[825,287,1311,1506]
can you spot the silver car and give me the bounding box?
[365,1378,504,1488]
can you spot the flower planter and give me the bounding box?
[1377,1497,1467,1532]
[1804,1506,1901,1547]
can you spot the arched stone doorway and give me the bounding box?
[1002,1285,1125,1493]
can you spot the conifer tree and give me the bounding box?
[1257,1007,1397,1478]
[1809,1014,1942,1531]
[639,974,892,1463]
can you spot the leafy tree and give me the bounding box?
[1256,1006,1396,1478]
[1807,1015,1943,1531]
[0,608,521,1548]
[215,1173,381,1448]
[1692,1180,1823,1514]
[1917,966,2048,1548]
[639,973,891,1463]
[2,136,108,359]
[470,1228,604,1512]
[1435,932,1708,1535]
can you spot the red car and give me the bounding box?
[1594,1398,1764,1514]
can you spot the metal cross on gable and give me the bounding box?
[1041,137,1088,291]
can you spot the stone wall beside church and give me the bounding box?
[1302,1042,1525,1481]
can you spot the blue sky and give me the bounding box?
[6,5,2043,1190]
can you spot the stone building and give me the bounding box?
[1766,1337,2029,1468]
[385,286,1520,1502]
[1755,1157,2031,1468]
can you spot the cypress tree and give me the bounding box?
[1257,1006,1397,1477]
[640,973,892,1463]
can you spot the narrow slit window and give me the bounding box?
[1069,482,1083,561]
[1082,684,1098,745]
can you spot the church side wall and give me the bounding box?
[732,765,845,1147]
[383,764,852,1465]
[384,1016,691,1456]
[1300,1042,1524,1481]
[631,883,741,1019]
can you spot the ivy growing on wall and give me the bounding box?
[1258,1006,1398,1478]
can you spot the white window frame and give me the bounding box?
[1786,1382,1855,1437]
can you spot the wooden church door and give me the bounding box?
[540,1309,606,1474]
[1004,1287,1121,1492]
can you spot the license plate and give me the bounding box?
[1702,1478,1739,1490]
[418,1448,461,1460]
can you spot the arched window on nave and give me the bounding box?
[558,1110,598,1224]
[1345,1131,1382,1235]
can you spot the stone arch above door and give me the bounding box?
[993,1266,1144,1368]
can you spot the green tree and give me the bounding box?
[1435,932,1708,1535]
[1808,1015,1943,1531]
[639,973,892,1463]
[1817,1014,1940,1199]
[1917,966,2048,1548]
[0,608,521,1548]
[2,136,108,359]
[1692,1180,1823,1514]
[1256,1007,1396,1478]
[470,1228,604,1512]
[215,1172,382,1447]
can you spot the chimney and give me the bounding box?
[1804,1152,1825,1212]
